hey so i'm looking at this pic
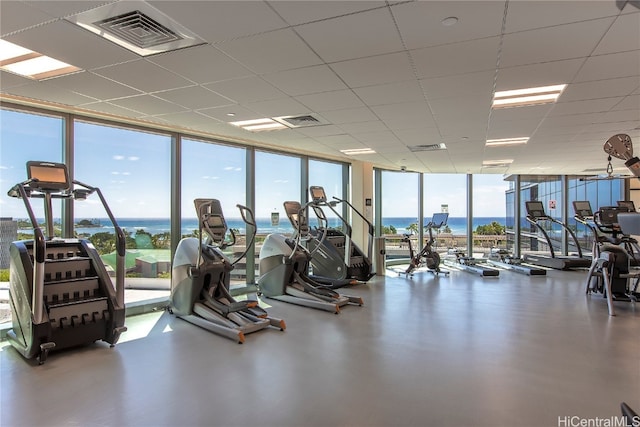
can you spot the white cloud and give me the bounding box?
[128,156,139,161]
[113,155,124,160]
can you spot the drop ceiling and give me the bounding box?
[0,0,638,176]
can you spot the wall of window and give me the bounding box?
[472,175,509,254]
[74,120,172,289]
[424,173,468,255]
[377,170,419,260]
[181,139,248,283]
[308,159,345,230]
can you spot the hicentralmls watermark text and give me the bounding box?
[558,415,640,427]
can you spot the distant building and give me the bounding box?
[0,218,19,270]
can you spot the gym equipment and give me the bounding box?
[486,248,546,276]
[258,200,363,314]
[617,200,637,211]
[7,161,126,364]
[523,200,591,270]
[306,186,375,282]
[400,212,450,277]
[576,201,640,316]
[443,248,500,277]
[282,200,358,289]
[170,199,285,343]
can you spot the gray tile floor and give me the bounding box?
[1,266,639,427]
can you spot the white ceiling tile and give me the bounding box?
[295,8,404,62]
[319,107,379,125]
[197,105,261,123]
[243,97,310,118]
[496,59,584,91]
[293,125,346,138]
[79,101,143,118]
[152,111,224,131]
[393,1,505,50]
[330,52,415,87]
[500,18,615,67]
[24,1,112,18]
[0,71,33,89]
[573,50,640,82]
[411,37,500,79]
[371,102,438,130]
[204,77,285,104]
[148,45,253,84]
[49,71,142,100]
[268,1,384,25]
[393,128,443,146]
[109,94,189,116]
[216,29,323,74]
[6,81,95,105]
[593,11,640,55]
[548,97,624,116]
[92,60,193,93]
[354,80,425,106]
[1,1,54,36]
[262,65,347,96]
[149,1,288,42]
[611,94,640,110]
[153,86,234,110]
[338,121,389,134]
[420,71,495,100]
[504,1,620,33]
[296,90,365,112]
[5,20,138,70]
[560,77,639,102]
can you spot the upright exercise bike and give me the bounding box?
[401,212,450,277]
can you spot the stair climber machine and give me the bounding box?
[170,199,285,343]
[306,186,375,283]
[575,201,640,316]
[258,200,363,314]
[283,199,359,289]
[7,161,127,364]
[400,212,450,278]
[523,200,592,270]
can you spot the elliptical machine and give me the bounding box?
[258,200,363,313]
[7,161,127,364]
[401,212,450,278]
[170,199,285,343]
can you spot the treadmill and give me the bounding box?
[523,200,591,270]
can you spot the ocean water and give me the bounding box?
[19,216,506,236]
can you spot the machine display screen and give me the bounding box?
[431,213,449,227]
[617,200,636,211]
[310,186,327,201]
[27,161,69,190]
[572,201,593,218]
[526,201,546,218]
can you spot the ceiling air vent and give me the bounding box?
[94,11,182,49]
[274,114,326,128]
[408,143,447,152]
[67,1,205,56]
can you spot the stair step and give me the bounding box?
[44,277,101,304]
[44,257,93,281]
[48,297,110,329]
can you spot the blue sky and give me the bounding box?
[1,108,508,220]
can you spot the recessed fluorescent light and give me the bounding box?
[492,84,566,108]
[0,40,81,80]
[483,159,514,167]
[340,148,377,155]
[230,118,286,132]
[486,137,529,147]
[244,122,287,131]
